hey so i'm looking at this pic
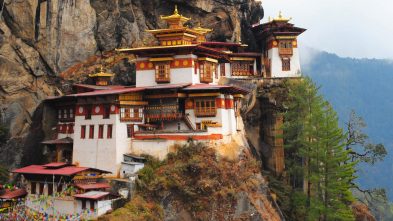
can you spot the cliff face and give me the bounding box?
[0,0,264,168]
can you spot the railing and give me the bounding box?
[120,117,143,122]
[195,110,217,117]
[279,48,293,55]
[145,112,183,120]
[231,71,255,76]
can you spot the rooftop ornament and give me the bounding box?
[160,5,191,28]
[88,65,113,78]
[193,22,213,34]
[272,11,292,22]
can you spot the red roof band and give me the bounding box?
[0,188,27,200]
[13,164,111,176]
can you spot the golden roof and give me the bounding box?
[160,5,191,23]
[272,11,291,22]
[88,66,114,78]
[193,23,212,34]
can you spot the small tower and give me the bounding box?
[147,5,212,46]
[88,66,113,86]
[253,11,306,78]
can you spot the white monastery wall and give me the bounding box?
[269,48,301,78]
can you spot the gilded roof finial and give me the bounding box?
[174,5,179,15]
[273,11,291,22]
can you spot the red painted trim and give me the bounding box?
[225,99,234,109]
[75,105,86,116]
[216,98,226,109]
[92,105,104,115]
[134,134,223,141]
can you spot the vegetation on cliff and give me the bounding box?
[100,142,282,221]
[270,78,357,221]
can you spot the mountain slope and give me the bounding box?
[300,47,393,200]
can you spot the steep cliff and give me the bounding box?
[0,0,264,168]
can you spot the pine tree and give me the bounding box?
[282,77,356,221]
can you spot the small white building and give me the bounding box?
[252,12,306,78]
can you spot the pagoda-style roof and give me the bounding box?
[160,5,191,28]
[252,12,306,40]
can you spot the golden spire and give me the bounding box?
[160,5,191,26]
[272,11,291,22]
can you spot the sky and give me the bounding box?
[260,0,393,59]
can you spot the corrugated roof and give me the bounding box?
[0,188,27,199]
[74,191,110,200]
[182,84,250,94]
[73,84,126,91]
[43,162,70,168]
[42,137,73,145]
[66,87,145,97]
[13,165,111,176]
[145,83,191,90]
[75,183,110,190]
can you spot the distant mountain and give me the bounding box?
[300,47,393,200]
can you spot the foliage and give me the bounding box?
[345,110,387,165]
[280,77,356,221]
[103,142,270,220]
[100,195,164,221]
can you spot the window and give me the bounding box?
[85,106,92,120]
[90,200,95,211]
[279,40,293,55]
[57,184,62,193]
[31,182,36,194]
[89,125,94,139]
[82,200,86,210]
[127,124,134,138]
[231,61,254,76]
[39,183,44,195]
[48,183,53,196]
[98,125,104,139]
[70,108,74,118]
[107,125,113,139]
[103,105,110,119]
[220,63,226,77]
[63,109,68,119]
[58,110,62,119]
[195,99,216,117]
[282,59,291,71]
[120,107,143,122]
[155,62,170,83]
[279,40,293,49]
[81,125,86,139]
[199,62,216,83]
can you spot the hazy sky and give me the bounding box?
[261,0,393,59]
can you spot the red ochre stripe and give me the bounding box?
[134,134,223,141]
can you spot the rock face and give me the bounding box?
[0,0,264,168]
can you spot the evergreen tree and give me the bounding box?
[282,77,356,221]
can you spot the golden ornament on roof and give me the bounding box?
[193,22,212,34]
[88,65,114,78]
[272,11,292,22]
[160,5,191,23]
